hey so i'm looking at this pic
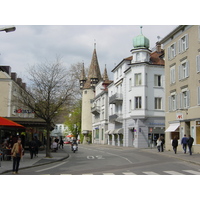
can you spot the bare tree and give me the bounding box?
[19,57,75,157]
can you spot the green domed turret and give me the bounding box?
[133,26,150,49]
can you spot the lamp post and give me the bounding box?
[0,26,16,33]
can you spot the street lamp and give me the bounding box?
[0,26,16,33]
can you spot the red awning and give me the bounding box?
[0,117,25,129]
[66,135,74,137]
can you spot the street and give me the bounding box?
[4,144,200,175]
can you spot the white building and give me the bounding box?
[108,27,166,148]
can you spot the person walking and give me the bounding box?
[156,137,162,152]
[181,134,188,153]
[29,138,36,159]
[160,136,165,152]
[187,135,194,155]
[59,138,64,149]
[172,136,178,154]
[11,138,23,174]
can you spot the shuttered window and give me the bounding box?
[196,55,200,73]
[178,34,189,53]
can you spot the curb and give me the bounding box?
[0,153,69,175]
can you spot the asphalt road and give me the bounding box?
[6,144,200,175]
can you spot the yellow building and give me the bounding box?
[160,25,200,153]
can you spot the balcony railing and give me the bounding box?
[109,93,123,104]
[91,106,100,115]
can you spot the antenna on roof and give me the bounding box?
[140,26,143,34]
[157,36,160,42]
[94,39,96,49]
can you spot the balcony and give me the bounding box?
[109,114,123,123]
[109,93,123,104]
[91,106,100,115]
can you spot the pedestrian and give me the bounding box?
[55,137,59,150]
[156,137,162,152]
[34,136,41,157]
[160,136,165,152]
[29,138,36,159]
[187,134,194,155]
[11,138,23,174]
[181,134,188,153]
[172,136,178,154]
[59,138,64,149]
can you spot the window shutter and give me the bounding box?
[180,92,183,109]
[168,46,171,60]
[187,90,190,108]
[198,87,200,105]
[174,42,176,57]
[197,55,200,72]
[185,34,189,50]
[186,61,189,77]
[168,96,171,111]
[176,94,179,110]
[178,65,182,80]
[178,39,181,54]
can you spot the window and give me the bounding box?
[135,73,142,86]
[168,94,177,111]
[179,60,189,80]
[168,43,176,60]
[170,65,176,84]
[180,90,190,109]
[198,87,200,105]
[154,75,162,87]
[129,100,132,112]
[135,97,142,109]
[136,53,140,61]
[178,34,189,53]
[155,98,162,110]
[196,55,200,73]
[129,78,132,91]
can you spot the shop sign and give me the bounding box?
[176,113,183,120]
[14,108,35,114]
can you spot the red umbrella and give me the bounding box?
[0,117,25,129]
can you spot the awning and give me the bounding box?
[113,128,123,134]
[165,123,180,132]
[0,117,25,129]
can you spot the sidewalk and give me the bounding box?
[0,147,69,174]
[141,147,200,166]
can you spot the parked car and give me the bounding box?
[64,140,71,144]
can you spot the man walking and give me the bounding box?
[187,135,194,155]
[181,134,188,154]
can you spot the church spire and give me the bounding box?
[80,62,87,89]
[83,44,102,89]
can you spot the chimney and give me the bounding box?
[11,72,17,81]
[17,78,22,86]
[156,41,161,53]
[22,83,26,90]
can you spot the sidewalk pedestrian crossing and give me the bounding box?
[40,169,200,175]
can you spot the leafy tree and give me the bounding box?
[18,57,75,157]
[64,100,82,140]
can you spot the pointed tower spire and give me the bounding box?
[102,65,109,81]
[83,44,102,89]
[80,62,87,89]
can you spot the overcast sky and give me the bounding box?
[0,25,178,82]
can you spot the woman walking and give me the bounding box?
[172,136,178,154]
[156,137,162,152]
[11,138,23,174]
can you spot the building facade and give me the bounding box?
[160,25,200,153]
[108,28,166,148]
[91,67,112,144]
[80,45,102,143]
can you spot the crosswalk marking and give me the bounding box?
[82,174,94,175]
[182,170,200,175]
[122,172,137,175]
[36,169,200,175]
[163,171,184,175]
[143,171,159,175]
[103,173,115,175]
